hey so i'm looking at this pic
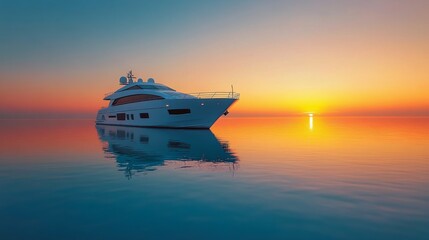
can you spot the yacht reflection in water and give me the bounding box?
[96,125,238,178]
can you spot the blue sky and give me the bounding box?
[0,0,245,70]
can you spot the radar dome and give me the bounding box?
[119,76,127,85]
[138,78,143,83]
[147,78,155,83]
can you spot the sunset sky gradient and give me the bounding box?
[1,0,428,117]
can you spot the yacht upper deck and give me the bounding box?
[103,71,240,100]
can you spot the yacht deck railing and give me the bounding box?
[104,91,240,99]
[187,92,240,99]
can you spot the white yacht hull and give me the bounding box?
[95,98,236,129]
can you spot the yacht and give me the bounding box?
[96,71,239,128]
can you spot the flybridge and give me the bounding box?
[107,70,239,100]
[119,70,156,85]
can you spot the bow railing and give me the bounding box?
[187,92,240,99]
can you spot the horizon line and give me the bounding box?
[1,113,428,120]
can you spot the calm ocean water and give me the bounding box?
[0,117,428,239]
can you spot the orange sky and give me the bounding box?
[1,1,428,117]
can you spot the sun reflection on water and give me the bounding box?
[309,113,314,130]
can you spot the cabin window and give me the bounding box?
[168,109,191,115]
[117,113,126,120]
[140,113,149,118]
[131,114,134,120]
[126,114,129,120]
[108,115,116,118]
[112,94,164,106]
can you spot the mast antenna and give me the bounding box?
[127,70,136,84]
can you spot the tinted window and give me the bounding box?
[117,113,126,120]
[168,109,191,115]
[140,113,149,118]
[112,94,164,106]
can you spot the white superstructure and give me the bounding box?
[96,71,239,128]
